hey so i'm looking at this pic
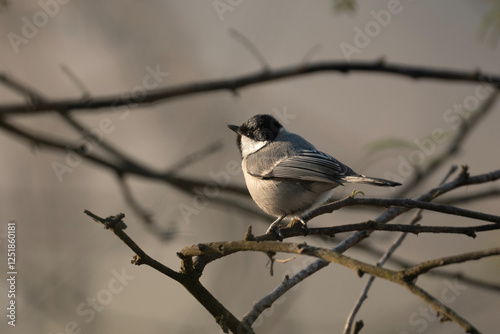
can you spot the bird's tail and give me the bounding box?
[342,175,401,187]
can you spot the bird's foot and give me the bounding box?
[266,225,284,240]
[349,189,365,198]
[266,215,286,240]
[297,218,309,235]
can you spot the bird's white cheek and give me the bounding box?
[240,136,267,158]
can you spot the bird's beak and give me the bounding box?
[227,124,240,134]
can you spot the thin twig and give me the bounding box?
[400,248,500,281]
[229,28,270,70]
[116,173,153,224]
[60,64,91,100]
[83,210,182,280]
[354,242,500,292]
[166,141,223,175]
[439,188,500,205]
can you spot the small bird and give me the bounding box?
[227,114,401,236]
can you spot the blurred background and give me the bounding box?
[1,0,499,333]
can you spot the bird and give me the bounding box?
[227,114,401,236]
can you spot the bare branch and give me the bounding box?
[439,188,500,205]
[83,210,254,334]
[304,196,500,224]
[242,168,500,328]
[344,166,456,334]
[115,173,156,229]
[403,283,480,334]
[166,141,223,175]
[83,210,182,281]
[1,61,499,115]
[60,64,91,100]
[401,248,500,281]
[354,242,500,292]
[184,239,497,333]
[306,220,499,238]
[0,118,120,171]
[0,117,249,196]
[229,28,270,70]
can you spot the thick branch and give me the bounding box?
[183,240,497,333]
[1,61,499,115]
[182,240,397,279]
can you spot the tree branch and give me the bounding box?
[84,210,182,281]
[344,166,456,334]
[439,188,500,205]
[302,220,500,238]
[0,117,249,196]
[241,167,500,328]
[1,61,499,115]
[83,210,254,334]
[304,196,500,224]
[183,239,498,334]
[400,248,500,281]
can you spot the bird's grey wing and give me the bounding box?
[257,150,357,185]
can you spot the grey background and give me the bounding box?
[1,1,499,333]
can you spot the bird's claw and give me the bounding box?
[266,224,284,240]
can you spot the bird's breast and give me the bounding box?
[242,163,336,217]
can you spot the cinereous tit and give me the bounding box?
[228,114,401,235]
